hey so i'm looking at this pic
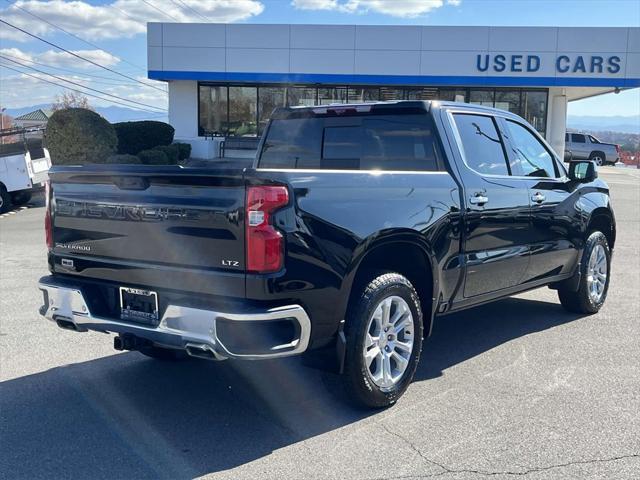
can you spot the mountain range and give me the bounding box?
[567,115,639,134]
[3,104,167,124]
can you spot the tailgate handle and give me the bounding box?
[114,177,149,190]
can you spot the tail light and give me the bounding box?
[246,185,289,273]
[615,144,621,155]
[45,180,53,250]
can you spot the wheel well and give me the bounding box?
[588,212,615,249]
[347,242,434,333]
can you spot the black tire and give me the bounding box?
[589,151,606,167]
[139,345,188,361]
[0,185,12,214]
[342,273,424,409]
[10,191,32,206]
[558,231,611,314]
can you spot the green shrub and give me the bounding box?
[173,142,192,161]
[153,144,179,165]
[113,121,175,155]
[138,149,170,165]
[45,108,117,165]
[105,154,141,164]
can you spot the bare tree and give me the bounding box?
[52,92,93,111]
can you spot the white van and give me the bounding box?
[0,139,51,213]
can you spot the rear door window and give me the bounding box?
[572,133,586,143]
[452,113,510,176]
[259,114,440,171]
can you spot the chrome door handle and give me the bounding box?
[531,192,546,203]
[469,193,489,205]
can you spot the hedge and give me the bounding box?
[105,154,141,164]
[113,121,175,155]
[173,142,192,161]
[45,108,117,165]
[153,144,179,165]
[138,149,170,165]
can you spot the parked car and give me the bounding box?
[38,101,615,408]
[564,132,621,166]
[0,137,51,213]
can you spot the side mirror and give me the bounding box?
[568,160,598,182]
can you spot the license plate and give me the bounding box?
[119,287,159,324]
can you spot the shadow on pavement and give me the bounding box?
[1,296,583,479]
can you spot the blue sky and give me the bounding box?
[0,0,638,117]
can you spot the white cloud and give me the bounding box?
[0,47,120,69]
[447,0,461,6]
[0,0,264,41]
[292,0,458,17]
[0,69,168,110]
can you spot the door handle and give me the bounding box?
[531,192,546,203]
[469,192,489,205]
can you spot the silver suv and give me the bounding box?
[564,132,620,166]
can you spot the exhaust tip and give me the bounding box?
[56,318,80,332]
[185,344,218,361]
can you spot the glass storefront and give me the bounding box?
[198,84,548,137]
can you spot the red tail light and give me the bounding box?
[615,144,621,155]
[246,185,289,273]
[45,180,53,250]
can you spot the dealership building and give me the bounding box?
[147,23,639,159]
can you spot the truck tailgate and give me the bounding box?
[49,166,247,296]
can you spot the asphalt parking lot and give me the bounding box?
[1,167,638,480]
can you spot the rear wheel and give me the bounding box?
[10,191,32,206]
[558,231,611,314]
[342,273,423,408]
[0,185,12,214]
[139,345,188,361]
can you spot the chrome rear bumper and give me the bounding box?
[38,277,311,360]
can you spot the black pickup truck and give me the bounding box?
[39,101,615,408]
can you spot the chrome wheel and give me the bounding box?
[363,295,414,391]
[587,244,607,303]
[591,155,604,166]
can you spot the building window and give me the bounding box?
[198,84,549,139]
[228,86,257,136]
[522,90,547,135]
[318,87,347,105]
[438,88,466,102]
[199,85,228,135]
[347,87,380,103]
[494,89,521,115]
[258,87,286,134]
[469,89,495,107]
[287,87,317,107]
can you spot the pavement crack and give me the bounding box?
[371,426,639,480]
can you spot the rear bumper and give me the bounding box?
[38,276,311,360]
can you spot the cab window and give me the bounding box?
[572,133,586,143]
[452,113,510,176]
[505,120,558,178]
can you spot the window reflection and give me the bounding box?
[258,87,286,134]
[197,84,549,139]
[228,87,257,137]
[287,87,317,107]
[318,87,348,105]
[198,85,227,135]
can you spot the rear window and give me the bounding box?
[258,114,440,171]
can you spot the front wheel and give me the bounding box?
[589,152,605,167]
[342,273,424,408]
[558,231,611,314]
